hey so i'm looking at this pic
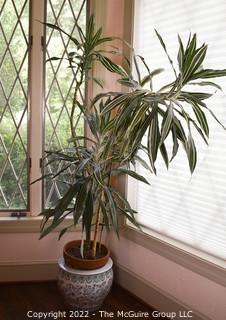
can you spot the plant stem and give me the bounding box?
[70,82,80,145]
[91,191,103,258]
[70,65,85,159]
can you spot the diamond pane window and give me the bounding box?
[44,0,86,208]
[0,0,29,210]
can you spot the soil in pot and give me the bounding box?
[63,240,110,270]
[67,243,108,260]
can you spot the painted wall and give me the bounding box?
[0,232,77,263]
[110,235,226,320]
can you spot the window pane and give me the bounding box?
[128,0,226,259]
[44,0,86,208]
[0,0,29,210]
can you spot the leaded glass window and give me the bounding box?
[0,0,29,210]
[44,0,86,208]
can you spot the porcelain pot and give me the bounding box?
[58,256,113,311]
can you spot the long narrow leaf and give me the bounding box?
[113,168,150,185]
[148,112,160,173]
[185,131,197,173]
[104,187,119,237]
[191,102,209,137]
[155,29,177,77]
[160,104,174,144]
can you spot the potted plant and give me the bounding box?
[37,16,226,311]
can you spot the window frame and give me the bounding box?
[0,0,32,216]
[0,0,45,217]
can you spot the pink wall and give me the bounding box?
[0,232,78,263]
[110,235,226,320]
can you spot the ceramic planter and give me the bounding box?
[58,256,113,311]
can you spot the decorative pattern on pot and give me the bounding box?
[58,256,113,311]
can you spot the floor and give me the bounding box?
[0,282,160,320]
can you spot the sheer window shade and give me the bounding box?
[127,0,226,260]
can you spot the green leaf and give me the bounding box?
[191,68,226,80]
[118,78,139,88]
[46,57,62,63]
[147,112,160,173]
[134,154,152,172]
[177,34,184,72]
[82,189,94,240]
[182,44,207,83]
[160,142,169,169]
[155,29,177,77]
[192,121,208,145]
[189,81,222,91]
[53,182,82,222]
[42,22,81,47]
[174,105,209,145]
[51,163,73,180]
[86,14,95,44]
[133,55,141,84]
[191,102,209,137]
[113,168,150,185]
[137,55,151,74]
[58,224,74,240]
[96,36,117,46]
[104,187,119,237]
[30,172,53,185]
[92,77,104,88]
[129,108,157,155]
[76,157,91,173]
[39,216,65,239]
[97,55,127,77]
[73,183,88,226]
[102,91,145,115]
[170,126,179,161]
[202,104,226,131]
[179,91,212,102]
[185,131,197,173]
[140,68,164,87]
[111,188,139,229]
[173,116,187,142]
[160,104,174,144]
[90,27,102,49]
[68,135,97,145]
[98,199,110,232]
[118,206,141,230]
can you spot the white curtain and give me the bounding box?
[127,0,226,260]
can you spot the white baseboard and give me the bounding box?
[114,263,211,320]
[0,260,58,282]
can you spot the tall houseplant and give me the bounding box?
[38,16,226,269]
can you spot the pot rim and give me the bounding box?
[63,240,109,262]
[58,256,113,275]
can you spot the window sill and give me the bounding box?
[121,224,226,287]
[0,216,75,233]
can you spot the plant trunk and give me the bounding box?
[70,83,80,148]
[91,191,103,258]
[91,208,101,258]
